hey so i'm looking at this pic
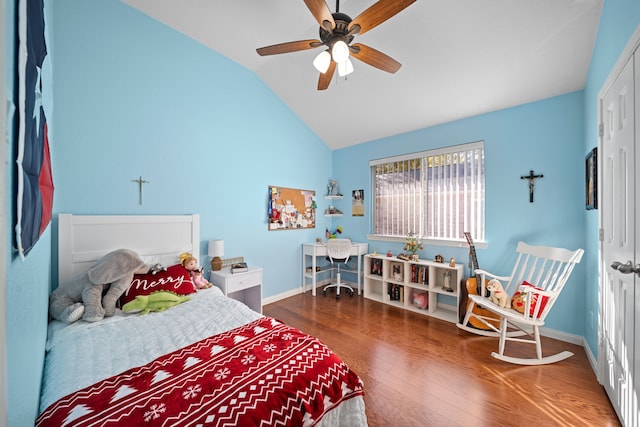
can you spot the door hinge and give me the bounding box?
[599,123,604,138]
[599,228,604,242]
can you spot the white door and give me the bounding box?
[600,52,638,426]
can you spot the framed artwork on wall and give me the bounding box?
[585,148,597,210]
[352,189,364,216]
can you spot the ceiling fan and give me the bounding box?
[256,0,416,91]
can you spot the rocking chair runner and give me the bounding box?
[457,241,584,365]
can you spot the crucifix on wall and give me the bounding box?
[520,170,543,203]
[131,176,149,205]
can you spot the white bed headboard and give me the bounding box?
[58,214,200,284]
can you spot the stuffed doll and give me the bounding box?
[180,252,212,289]
[191,268,213,289]
[49,249,158,323]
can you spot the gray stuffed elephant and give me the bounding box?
[49,249,157,323]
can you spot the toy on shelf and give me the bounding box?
[413,292,428,309]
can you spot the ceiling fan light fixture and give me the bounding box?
[331,40,350,63]
[337,58,354,77]
[313,50,331,73]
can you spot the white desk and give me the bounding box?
[302,242,368,296]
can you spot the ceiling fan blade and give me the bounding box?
[348,0,415,36]
[256,39,322,56]
[304,0,335,32]
[318,60,336,91]
[350,43,401,73]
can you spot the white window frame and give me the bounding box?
[368,141,485,246]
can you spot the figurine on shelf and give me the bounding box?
[327,179,341,196]
[442,270,453,292]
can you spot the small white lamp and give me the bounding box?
[208,239,224,271]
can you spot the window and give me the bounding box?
[370,141,485,243]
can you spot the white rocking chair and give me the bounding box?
[457,241,584,365]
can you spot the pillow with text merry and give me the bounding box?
[120,263,196,306]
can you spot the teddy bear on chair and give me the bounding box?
[487,279,511,308]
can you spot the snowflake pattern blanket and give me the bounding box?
[36,317,364,426]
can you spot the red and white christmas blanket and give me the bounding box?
[36,317,364,426]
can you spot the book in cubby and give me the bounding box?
[388,284,404,302]
[410,264,428,285]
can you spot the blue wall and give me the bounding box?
[333,92,587,334]
[50,0,333,298]
[4,0,640,425]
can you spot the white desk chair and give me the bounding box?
[323,238,354,299]
[457,241,584,365]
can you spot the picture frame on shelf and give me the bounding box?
[585,148,597,210]
[391,262,403,282]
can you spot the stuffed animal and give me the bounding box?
[49,249,158,323]
[413,292,428,309]
[487,279,511,308]
[122,291,190,315]
[180,253,212,289]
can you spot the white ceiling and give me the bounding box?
[123,0,602,150]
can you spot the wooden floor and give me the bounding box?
[263,291,620,427]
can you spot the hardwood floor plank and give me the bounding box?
[263,291,620,427]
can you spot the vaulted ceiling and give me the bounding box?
[123,0,602,150]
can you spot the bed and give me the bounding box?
[37,214,368,426]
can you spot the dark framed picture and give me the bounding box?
[585,148,597,210]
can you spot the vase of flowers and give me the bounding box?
[403,232,424,261]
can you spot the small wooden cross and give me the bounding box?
[131,176,149,205]
[520,170,543,203]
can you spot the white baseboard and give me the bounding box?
[541,327,600,377]
[581,336,599,374]
[262,279,360,306]
[539,326,583,345]
[261,287,304,306]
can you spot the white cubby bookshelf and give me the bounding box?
[363,254,464,323]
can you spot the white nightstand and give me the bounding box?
[209,267,262,314]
